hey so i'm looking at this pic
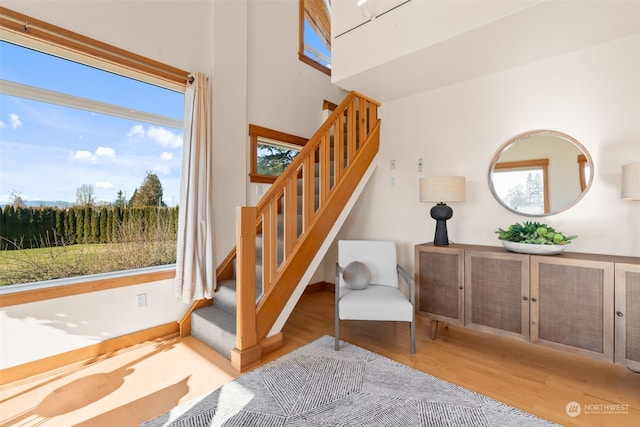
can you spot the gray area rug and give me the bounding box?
[142,335,558,426]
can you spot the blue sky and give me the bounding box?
[0,19,330,208]
[0,41,185,207]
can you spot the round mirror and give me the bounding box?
[488,130,593,216]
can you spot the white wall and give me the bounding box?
[5,1,636,369]
[0,0,344,369]
[245,1,347,206]
[0,274,182,368]
[0,0,216,370]
[331,34,640,276]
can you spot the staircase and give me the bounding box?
[184,91,381,370]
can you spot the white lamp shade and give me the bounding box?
[622,162,640,200]
[420,176,466,202]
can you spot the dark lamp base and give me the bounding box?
[430,202,453,246]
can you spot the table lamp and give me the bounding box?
[420,176,465,245]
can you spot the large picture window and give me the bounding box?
[0,8,189,287]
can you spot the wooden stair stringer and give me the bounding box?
[267,159,377,337]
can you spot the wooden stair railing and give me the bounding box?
[232,91,381,370]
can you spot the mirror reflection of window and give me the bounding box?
[578,154,590,192]
[494,159,549,214]
[489,130,593,216]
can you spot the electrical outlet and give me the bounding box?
[418,158,423,172]
[136,293,147,308]
[390,176,396,187]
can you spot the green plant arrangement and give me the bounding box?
[496,221,577,245]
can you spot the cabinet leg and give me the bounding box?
[430,320,439,340]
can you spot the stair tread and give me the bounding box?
[189,99,374,361]
[193,305,236,331]
[191,306,236,360]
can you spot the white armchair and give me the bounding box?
[335,240,416,354]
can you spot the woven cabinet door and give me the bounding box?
[531,256,614,362]
[615,263,640,371]
[465,250,530,340]
[415,245,464,325]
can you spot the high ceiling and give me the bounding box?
[331,0,640,102]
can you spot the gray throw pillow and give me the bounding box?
[343,261,371,290]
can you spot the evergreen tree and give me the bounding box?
[257,145,298,176]
[55,209,66,240]
[0,206,14,249]
[41,208,56,245]
[91,207,100,242]
[111,205,121,242]
[99,207,108,243]
[129,171,165,207]
[169,206,179,237]
[128,189,138,208]
[67,209,77,243]
[14,207,26,247]
[83,207,92,242]
[75,207,84,244]
[114,190,126,209]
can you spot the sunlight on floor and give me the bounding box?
[0,337,237,426]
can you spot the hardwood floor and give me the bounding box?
[1,290,639,426]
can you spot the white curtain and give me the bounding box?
[175,72,216,303]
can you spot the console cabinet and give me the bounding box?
[615,263,640,371]
[415,243,640,366]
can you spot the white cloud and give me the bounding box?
[95,181,113,189]
[71,146,116,163]
[160,152,173,161]
[71,150,95,162]
[9,113,22,129]
[127,124,145,139]
[147,126,182,148]
[95,146,116,158]
[0,120,5,128]
[152,164,170,174]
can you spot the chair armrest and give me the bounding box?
[397,264,415,305]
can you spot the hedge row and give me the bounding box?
[0,205,179,250]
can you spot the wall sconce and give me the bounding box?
[420,176,466,245]
[622,162,640,200]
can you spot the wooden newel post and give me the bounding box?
[231,206,261,371]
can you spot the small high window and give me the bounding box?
[249,125,307,184]
[299,0,331,75]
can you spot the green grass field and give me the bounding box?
[0,240,176,286]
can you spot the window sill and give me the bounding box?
[298,53,331,76]
[249,173,278,184]
[0,265,177,307]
